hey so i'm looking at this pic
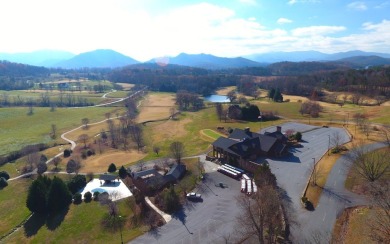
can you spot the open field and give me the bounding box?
[115,83,135,91]
[5,197,145,243]
[0,178,32,237]
[0,106,124,156]
[136,92,175,122]
[215,86,235,95]
[79,150,147,173]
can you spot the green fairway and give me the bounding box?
[0,106,124,156]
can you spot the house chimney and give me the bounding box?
[244,127,250,133]
[276,126,282,132]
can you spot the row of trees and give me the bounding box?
[26,176,72,214]
[175,90,204,111]
[216,103,264,122]
[0,92,94,107]
[259,66,390,99]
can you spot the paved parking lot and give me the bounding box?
[131,169,243,244]
[260,122,351,241]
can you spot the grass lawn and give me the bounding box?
[333,207,377,244]
[105,91,129,98]
[0,106,124,156]
[0,178,32,238]
[80,149,147,173]
[5,199,146,243]
[200,129,226,141]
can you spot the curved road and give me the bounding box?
[9,89,145,181]
[294,142,387,242]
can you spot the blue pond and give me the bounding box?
[204,95,229,103]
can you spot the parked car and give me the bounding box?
[186,192,201,200]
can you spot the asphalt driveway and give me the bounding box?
[131,164,243,244]
[259,122,351,242]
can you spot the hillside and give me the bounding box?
[55,49,140,69]
[330,55,390,68]
[151,53,264,69]
[0,50,74,67]
[246,50,390,63]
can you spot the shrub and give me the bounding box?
[93,191,100,201]
[108,163,117,173]
[87,149,95,157]
[118,166,127,179]
[0,177,8,188]
[81,151,88,159]
[64,149,72,158]
[73,193,82,204]
[67,175,87,194]
[294,132,302,142]
[84,191,92,202]
[0,171,10,180]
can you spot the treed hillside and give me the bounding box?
[0,61,50,90]
[259,66,390,98]
[108,63,239,95]
[267,61,348,76]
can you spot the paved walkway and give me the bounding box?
[145,197,172,223]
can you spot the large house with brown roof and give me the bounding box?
[212,127,287,171]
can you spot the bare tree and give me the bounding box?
[367,183,390,242]
[235,186,283,243]
[78,134,89,148]
[66,159,81,174]
[52,156,61,170]
[25,152,40,172]
[361,119,371,139]
[153,146,161,156]
[169,107,176,120]
[170,141,185,164]
[310,160,323,186]
[105,112,111,120]
[82,118,90,130]
[346,145,390,182]
[216,103,223,122]
[129,125,143,151]
[381,128,390,147]
[138,161,146,171]
[227,90,236,103]
[331,131,342,152]
[50,124,57,139]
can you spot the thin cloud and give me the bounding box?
[374,1,390,9]
[277,18,293,24]
[239,0,257,5]
[347,1,367,11]
[288,0,319,5]
[291,25,346,36]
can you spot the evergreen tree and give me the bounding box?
[164,187,180,213]
[67,175,87,194]
[47,177,72,213]
[268,88,275,100]
[118,166,127,179]
[26,176,50,214]
[0,177,8,188]
[0,171,10,180]
[108,163,117,173]
[273,88,283,102]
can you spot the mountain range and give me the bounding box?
[1,49,390,69]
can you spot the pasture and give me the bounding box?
[0,106,124,156]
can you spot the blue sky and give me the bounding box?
[0,0,389,61]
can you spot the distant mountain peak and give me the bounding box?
[54,49,139,69]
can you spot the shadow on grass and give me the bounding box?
[24,213,46,237]
[23,208,69,237]
[46,207,69,231]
